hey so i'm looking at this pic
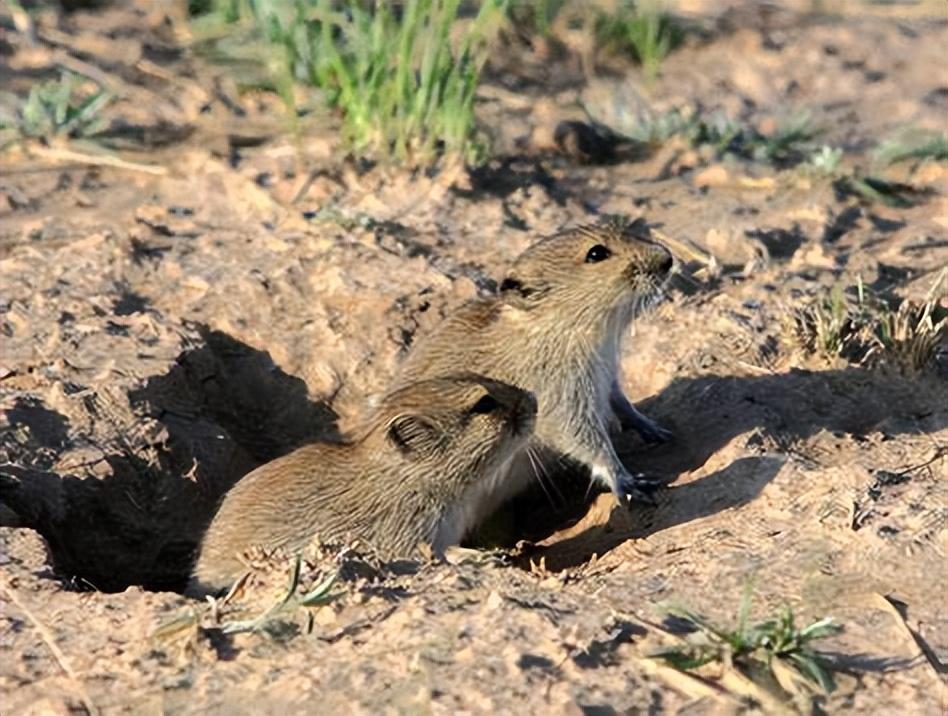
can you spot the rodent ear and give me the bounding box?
[387,415,439,457]
[627,217,651,238]
[500,276,524,294]
[499,274,540,309]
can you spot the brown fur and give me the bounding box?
[394,215,673,523]
[190,375,536,595]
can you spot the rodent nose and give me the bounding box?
[646,243,673,275]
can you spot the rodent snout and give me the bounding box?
[643,244,674,278]
[626,243,674,284]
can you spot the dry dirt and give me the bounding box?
[1,1,947,714]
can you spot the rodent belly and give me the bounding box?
[432,452,533,552]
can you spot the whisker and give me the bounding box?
[583,472,598,503]
[525,444,558,508]
[532,445,564,503]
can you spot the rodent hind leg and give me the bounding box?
[609,379,673,444]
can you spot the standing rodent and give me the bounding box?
[394,215,673,522]
[190,375,537,596]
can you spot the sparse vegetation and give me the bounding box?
[596,1,685,79]
[800,143,928,208]
[220,556,338,635]
[587,104,693,147]
[0,71,111,150]
[191,0,508,165]
[585,103,934,207]
[508,0,568,37]
[653,586,843,697]
[807,144,844,174]
[806,127,946,205]
[747,113,820,165]
[153,555,339,642]
[875,129,948,165]
[785,273,948,371]
[584,104,821,166]
[833,174,925,207]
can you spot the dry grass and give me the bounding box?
[783,272,948,372]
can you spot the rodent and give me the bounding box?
[393,215,674,525]
[189,374,537,596]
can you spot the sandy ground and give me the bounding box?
[1,1,946,714]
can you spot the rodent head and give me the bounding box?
[367,374,537,474]
[498,215,673,323]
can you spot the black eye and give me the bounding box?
[585,245,611,263]
[470,394,501,415]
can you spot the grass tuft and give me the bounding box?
[221,555,338,634]
[584,104,820,167]
[192,0,508,165]
[0,72,112,150]
[508,0,569,37]
[874,129,948,165]
[749,113,819,165]
[596,1,685,80]
[833,174,925,208]
[591,105,694,147]
[653,584,843,697]
[784,272,948,372]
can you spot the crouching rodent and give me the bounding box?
[190,375,537,595]
[394,215,673,523]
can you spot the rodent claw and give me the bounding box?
[616,472,662,507]
[637,422,674,444]
[613,404,674,444]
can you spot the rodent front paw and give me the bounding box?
[615,471,663,507]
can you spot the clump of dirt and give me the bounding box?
[1,1,946,713]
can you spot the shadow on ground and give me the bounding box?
[508,366,947,570]
[2,334,945,589]
[0,326,338,592]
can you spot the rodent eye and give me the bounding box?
[469,394,501,415]
[585,245,611,263]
